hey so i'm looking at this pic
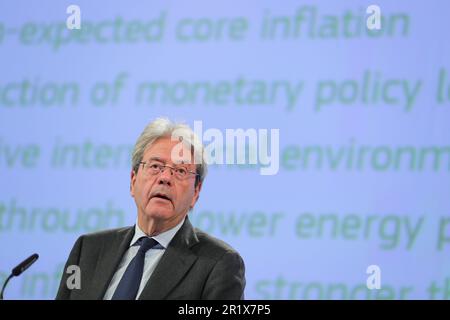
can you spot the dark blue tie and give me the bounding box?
[111,237,159,300]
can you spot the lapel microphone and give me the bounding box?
[0,253,39,299]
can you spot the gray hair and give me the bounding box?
[131,118,207,186]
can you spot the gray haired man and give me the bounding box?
[56,118,246,300]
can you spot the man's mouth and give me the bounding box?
[150,192,172,204]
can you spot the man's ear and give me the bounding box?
[190,182,202,208]
[130,169,137,197]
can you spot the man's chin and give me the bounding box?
[149,197,174,207]
[143,206,174,220]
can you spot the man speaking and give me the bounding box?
[56,118,246,300]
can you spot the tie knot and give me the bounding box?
[136,237,158,254]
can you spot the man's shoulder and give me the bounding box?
[77,226,133,243]
[191,227,241,260]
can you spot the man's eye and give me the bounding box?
[176,168,187,175]
[149,164,160,170]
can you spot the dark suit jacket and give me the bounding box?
[55,217,245,300]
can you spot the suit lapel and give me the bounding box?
[138,218,199,300]
[89,226,135,299]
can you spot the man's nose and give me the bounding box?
[157,167,173,186]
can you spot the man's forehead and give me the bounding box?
[143,137,195,164]
[145,137,191,151]
[146,155,193,165]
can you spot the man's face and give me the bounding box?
[130,137,201,231]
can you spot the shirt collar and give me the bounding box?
[131,217,185,249]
